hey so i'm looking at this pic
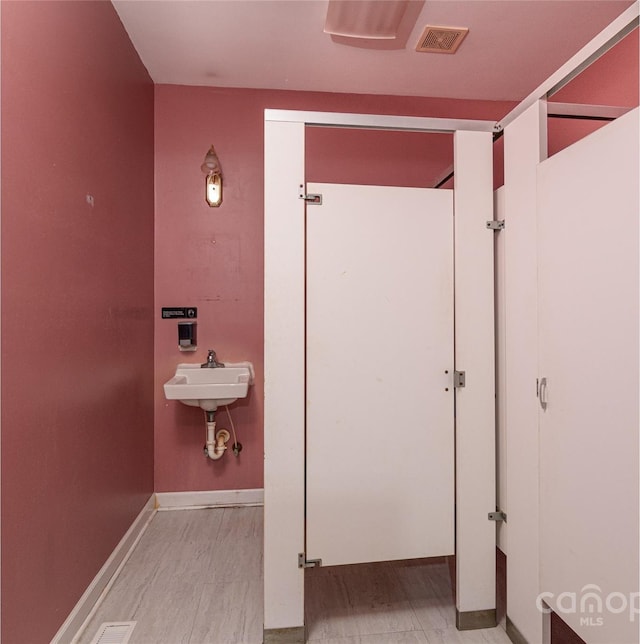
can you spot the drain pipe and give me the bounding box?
[204,410,230,460]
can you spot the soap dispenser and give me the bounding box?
[178,322,197,351]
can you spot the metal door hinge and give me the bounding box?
[454,370,466,388]
[486,220,505,231]
[299,192,322,205]
[488,510,507,522]
[298,553,322,569]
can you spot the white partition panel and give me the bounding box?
[264,119,306,631]
[503,101,547,644]
[454,131,496,619]
[537,108,639,644]
[306,183,455,567]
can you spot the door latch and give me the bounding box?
[488,510,507,522]
[299,193,322,205]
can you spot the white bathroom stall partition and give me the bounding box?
[502,100,547,644]
[264,111,496,638]
[305,183,455,566]
[264,119,306,634]
[537,107,639,644]
[453,130,497,625]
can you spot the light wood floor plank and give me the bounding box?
[207,535,263,583]
[189,580,263,644]
[154,507,225,543]
[127,581,201,644]
[423,626,512,643]
[393,562,457,631]
[76,507,511,644]
[218,506,263,541]
[305,563,423,640]
[312,631,431,644]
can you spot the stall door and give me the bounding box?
[537,109,639,643]
[305,182,455,567]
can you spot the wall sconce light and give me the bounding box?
[201,145,223,207]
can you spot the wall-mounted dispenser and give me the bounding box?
[178,321,197,351]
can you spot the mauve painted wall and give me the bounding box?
[154,85,514,493]
[548,28,639,156]
[1,2,154,642]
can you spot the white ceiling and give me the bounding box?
[113,0,635,101]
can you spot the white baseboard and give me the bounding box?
[51,495,156,644]
[154,488,264,509]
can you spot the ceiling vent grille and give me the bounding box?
[415,26,469,54]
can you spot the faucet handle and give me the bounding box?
[201,349,224,368]
[201,349,218,368]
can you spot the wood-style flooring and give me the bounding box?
[75,507,511,644]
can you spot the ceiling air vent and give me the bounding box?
[415,25,469,54]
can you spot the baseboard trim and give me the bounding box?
[263,626,306,643]
[456,608,497,630]
[506,616,530,644]
[154,488,264,509]
[52,495,156,644]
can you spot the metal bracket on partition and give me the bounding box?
[486,220,505,231]
[298,553,322,569]
[488,510,507,522]
[299,190,322,205]
[454,371,466,388]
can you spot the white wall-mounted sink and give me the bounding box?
[163,362,254,411]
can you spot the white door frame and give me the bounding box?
[264,110,496,641]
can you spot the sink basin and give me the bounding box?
[164,362,254,411]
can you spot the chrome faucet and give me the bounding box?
[201,349,224,368]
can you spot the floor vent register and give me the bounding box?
[89,622,137,644]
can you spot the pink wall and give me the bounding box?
[154,86,514,493]
[1,2,154,642]
[548,27,639,156]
